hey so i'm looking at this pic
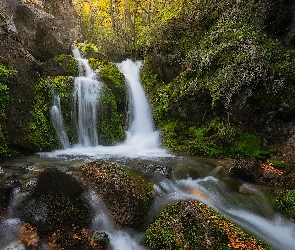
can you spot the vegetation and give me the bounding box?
[98,86,125,145]
[0,63,17,158]
[275,189,295,220]
[138,0,295,159]
[26,77,60,151]
[73,0,186,56]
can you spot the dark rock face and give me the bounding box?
[0,24,39,151]
[229,159,261,183]
[256,0,295,49]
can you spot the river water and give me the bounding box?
[0,153,295,249]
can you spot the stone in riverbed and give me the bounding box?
[133,162,172,178]
[229,158,261,183]
[80,161,154,229]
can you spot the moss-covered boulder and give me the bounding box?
[275,189,295,221]
[41,54,78,77]
[98,86,125,145]
[145,200,271,250]
[24,77,60,151]
[98,61,127,124]
[80,161,154,228]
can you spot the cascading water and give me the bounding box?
[73,48,101,147]
[50,91,70,149]
[116,59,160,149]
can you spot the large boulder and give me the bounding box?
[19,168,98,249]
[80,161,154,228]
[7,0,81,61]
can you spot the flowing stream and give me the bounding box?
[0,56,295,249]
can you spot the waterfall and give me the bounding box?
[50,92,70,149]
[73,48,101,147]
[117,59,160,149]
[47,55,171,159]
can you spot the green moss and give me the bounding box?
[76,43,100,58]
[0,63,17,158]
[50,76,75,144]
[187,118,269,159]
[26,77,60,151]
[42,54,78,77]
[98,62,127,120]
[98,87,125,145]
[140,0,295,158]
[275,189,295,219]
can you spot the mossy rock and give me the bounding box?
[80,161,154,229]
[49,76,76,144]
[41,54,78,77]
[142,0,295,157]
[25,77,60,151]
[98,61,126,117]
[97,84,125,145]
[145,200,271,250]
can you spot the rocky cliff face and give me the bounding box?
[0,0,82,154]
[3,0,81,61]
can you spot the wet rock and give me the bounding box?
[134,162,172,178]
[31,168,84,197]
[92,231,110,247]
[0,180,21,216]
[229,159,261,183]
[41,54,78,77]
[4,0,82,61]
[19,168,93,248]
[256,0,295,49]
[80,161,154,228]
[23,180,37,193]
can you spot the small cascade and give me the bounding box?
[73,48,101,147]
[117,59,160,149]
[50,92,70,149]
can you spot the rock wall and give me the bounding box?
[0,0,82,154]
[3,0,82,61]
[256,0,295,49]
